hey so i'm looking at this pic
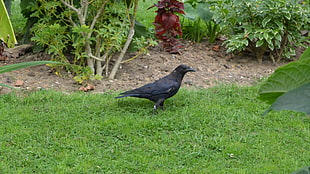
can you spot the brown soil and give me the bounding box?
[0,40,287,94]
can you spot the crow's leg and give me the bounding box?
[159,101,165,110]
[153,98,165,114]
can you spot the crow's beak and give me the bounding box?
[187,67,196,72]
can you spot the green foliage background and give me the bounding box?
[215,0,309,62]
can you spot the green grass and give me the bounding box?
[0,85,309,173]
[136,0,158,30]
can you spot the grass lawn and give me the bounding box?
[136,0,158,30]
[0,85,309,173]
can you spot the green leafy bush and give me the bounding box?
[213,0,309,63]
[20,0,150,81]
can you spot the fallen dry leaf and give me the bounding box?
[79,84,95,92]
[79,86,88,92]
[212,45,221,52]
[0,55,7,61]
[85,84,95,90]
[14,80,24,87]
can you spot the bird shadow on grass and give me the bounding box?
[115,98,155,115]
[115,98,185,117]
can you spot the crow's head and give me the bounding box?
[174,64,196,74]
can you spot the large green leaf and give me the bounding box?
[258,58,310,104]
[299,47,310,61]
[196,3,213,22]
[0,61,62,74]
[184,3,198,20]
[133,20,147,37]
[263,82,310,115]
[183,2,213,22]
[292,165,310,174]
[0,0,17,47]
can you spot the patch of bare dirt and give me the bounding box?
[0,40,287,94]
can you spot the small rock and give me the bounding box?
[14,80,24,87]
[6,76,12,83]
[184,80,193,86]
[223,64,230,69]
[27,72,36,77]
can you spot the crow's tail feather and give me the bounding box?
[115,95,127,99]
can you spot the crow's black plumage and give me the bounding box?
[115,64,196,112]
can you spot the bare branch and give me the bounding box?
[64,12,77,27]
[89,53,105,61]
[121,44,152,64]
[90,1,107,30]
[88,1,108,39]
[60,0,78,13]
[81,0,88,25]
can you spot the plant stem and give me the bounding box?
[109,0,139,79]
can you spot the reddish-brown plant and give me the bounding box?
[148,0,185,54]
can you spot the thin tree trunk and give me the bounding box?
[109,0,139,79]
[61,0,107,75]
[255,46,266,64]
[276,30,288,63]
[85,43,95,73]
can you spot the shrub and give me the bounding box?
[21,0,150,81]
[213,0,310,63]
[148,0,185,54]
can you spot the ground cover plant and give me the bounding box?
[213,0,309,63]
[0,86,309,173]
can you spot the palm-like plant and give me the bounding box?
[0,0,17,48]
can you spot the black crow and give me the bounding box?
[115,64,196,112]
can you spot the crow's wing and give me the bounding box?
[118,77,179,98]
